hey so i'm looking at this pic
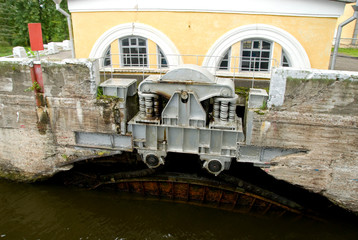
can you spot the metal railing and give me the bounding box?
[333,37,358,48]
[99,53,279,83]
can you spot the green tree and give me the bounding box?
[0,0,16,46]
[0,0,69,47]
[37,0,69,44]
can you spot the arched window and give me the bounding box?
[157,46,168,68]
[120,36,148,67]
[241,39,272,71]
[102,35,170,68]
[218,48,231,70]
[281,50,291,67]
[103,46,111,66]
[90,23,182,67]
[217,39,273,72]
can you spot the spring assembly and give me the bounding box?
[220,101,229,122]
[154,96,160,117]
[213,99,220,121]
[228,99,236,122]
[139,96,146,118]
[215,96,238,122]
[139,93,159,118]
[145,96,154,118]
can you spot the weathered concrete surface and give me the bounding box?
[1,59,358,214]
[0,58,121,181]
[254,68,358,213]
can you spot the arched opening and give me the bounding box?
[89,23,182,68]
[203,24,310,73]
[218,39,275,72]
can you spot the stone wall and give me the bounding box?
[0,58,120,181]
[252,68,358,212]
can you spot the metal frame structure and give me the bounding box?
[75,64,304,175]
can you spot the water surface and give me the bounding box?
[0,179,357,240]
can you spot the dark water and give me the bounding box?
[0,179,357,240]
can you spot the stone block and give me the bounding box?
[99,78,137,99]
[12,47,27,58]
[47,42,59,55]
[62,40,71,50]
[248,88,268,109]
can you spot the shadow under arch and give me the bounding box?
[202,24,311,72]
[89,22,183,67]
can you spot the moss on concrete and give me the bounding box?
[0,165,51,183]
[235,87,250,98]
[286,77,335,86]
[0,61,27,73]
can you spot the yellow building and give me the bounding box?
[68,0,353,75]
[336,2,357,47]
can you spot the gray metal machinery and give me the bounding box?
[76,65,305,175]
[128,65,244,175]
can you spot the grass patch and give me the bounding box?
[333,48,358,57]
[0,46,13,57]
[96,86,120,102]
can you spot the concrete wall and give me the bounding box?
[1,59,358,213]
[0,58,120,181]
[253,67,358,212]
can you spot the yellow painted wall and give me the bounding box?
[147,39,158,68]
[230,42,240,72]
[336,3,356,40]
[110,40,119,68]
[72,11,338,69]
[272,42,282,68]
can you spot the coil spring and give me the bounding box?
[139,97,146,117]
[229,102,236,122]
[213,99,220,121]
[145,96,153,117]
[154,98,160,117]
[220,101,229,121]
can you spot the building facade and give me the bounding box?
[336,2,358,47]
[68,0,352,74]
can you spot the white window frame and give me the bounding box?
[240,39,272,72]
[281,49,291,67]
[120,36,148,67]
[218,48,231,71]
[157,45,168,68]
[103,45,111,67]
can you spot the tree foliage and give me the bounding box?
[0,0,16,46]
[0,0,69,47]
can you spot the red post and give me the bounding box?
[29,63,45,107]
[28,23,45,106]
[33,64,44,93]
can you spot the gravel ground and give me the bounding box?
[39,50,72,60]
[330,53,358,72]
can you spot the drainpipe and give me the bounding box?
[52,0,75,58]
[331,1,358,70]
